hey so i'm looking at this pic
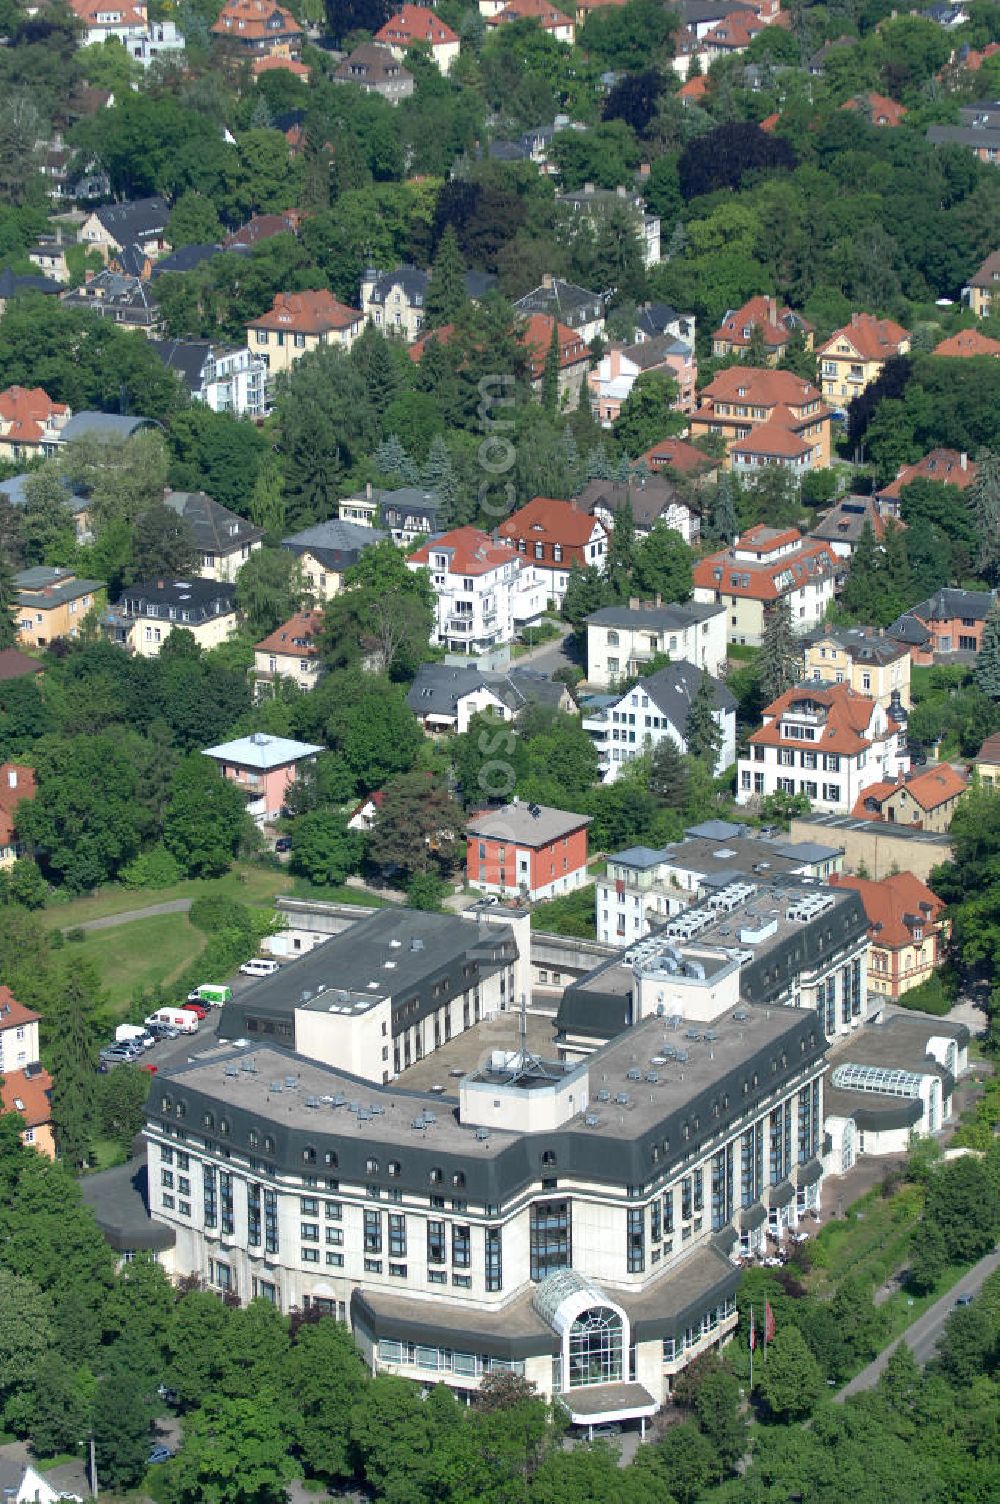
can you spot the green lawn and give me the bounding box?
[41,863,290,930]
[68,912,208,1013]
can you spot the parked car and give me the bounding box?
[99,1042,142,1069]
[146,1021,179,1040]
[147,1446,173,1465]
[275,837,292,853]
[183,1002,209,1021]
[955,1293,974,1307]
[239,958,279,977]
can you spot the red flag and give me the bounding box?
[749,1306,756,1351]
[765,1299,776,1343]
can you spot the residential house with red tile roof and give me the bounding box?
[252,55,310,79]
[407,526,548,652]
[963,248,1000,318]
[498,497,608,607]
[830,871,948,1001]
[841,91,907,126]
[0,764,35,869]
[817,312,911,405]
[375,5,460,71]
[850,763,968,832]
[688,367,833,470]
[875,447,976,519]
[253,609,324,698]
[679,73,709,103]
[485,0,575,41]
[223,210,302,250]
[932,327,1000,358]
[759,111,780,132]
[711,295,813,364]
[692,525,839,645]
[737,681,908,812]
[247,289,363,377]
[67,0,148,44]
[0,986,54,1158]
[0,387,70,462]
[641,436,721,483]
[211,0,301,58]
[703,7,765,57]
[409,314,591,408]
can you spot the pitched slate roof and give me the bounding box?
[573,474,695,530]
[0,649,43,682]
[0,268,62,301]
[163,490,263,555]
[91,197,169,246]
[515,278,604,327]
[149,339,214,391]
[151,244,223,277]
[406,662,567,719]
[334,42,414,85]
[281,520,387,570]
[809,495,898,547]
[967,250,1000,288]
[631,661,735,726]
[585,601,723,631]
[116,576,236,619]
[60,412,158,443]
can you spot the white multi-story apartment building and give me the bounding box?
[151,341,268,419]
[692,526,838,647]
[584,601,727,688]
[583,663,736,781]
[144,901,827,1423]
[595,820,844,946]
[737,683,909,814]
[408,526,547,654]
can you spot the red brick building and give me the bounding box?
[466,802,590,902]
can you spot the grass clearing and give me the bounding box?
[805,1184,924,1298]
[68,912,208,1013]
[41,864,290,930]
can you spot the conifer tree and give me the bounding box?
[759,600,800,704]
[425,225,467,328]
[970,450,1000,585]
[542,317,561,415]
[707,472,739,545]
[840,519,881,622]
[976,605,1000,700]
[649,737,690,809]
[374,434,410,481]
[0,551,18,650]
[685,668,724,770]
[880,519,913,624]
[607,500,636,591]
[46,958,104,1168]
[586,443,612,480]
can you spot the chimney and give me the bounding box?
[629,597,640,609]
[616,185,627,198]
[960,452,968,471]
[542,273,553,290]
[7,768,16,789]
[583,181,595,194]
[84,269,94,283]
[655,594,662,607]
[365,481,373,499]
[638,162,650,178]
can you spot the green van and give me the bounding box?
[187,983,232,1008]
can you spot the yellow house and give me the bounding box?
[688,367,833,471]
[280,521,389,604]
[803,627,911,711]
[109,577,237,657]
[975,731,1000,790]
[14,567,105,648]
[817,313,910,405]
[963,250,1000,319]
[247,289,364,379]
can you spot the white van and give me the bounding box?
[116,1023,155,1050]
[145,1007,199,1035]
[239,958,280,978]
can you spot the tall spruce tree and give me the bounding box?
[542,317,561,415]
[606,500,636,591]
[46,957,104,1168]
[707,472,739,545]
[970,450,1000,585]
[759,600,800,704]
[840,519,881,622]
[977,605,1000,700]
[649,736,690,809]
[0,551,18,650]
[425,225,467,328]
[685,668,724,770]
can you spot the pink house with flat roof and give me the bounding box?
[202,730,322,825]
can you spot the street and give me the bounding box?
[836,1244,1000,1399]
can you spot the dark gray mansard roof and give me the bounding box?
[218,908,516,1044]
[156,1003,823,1206]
